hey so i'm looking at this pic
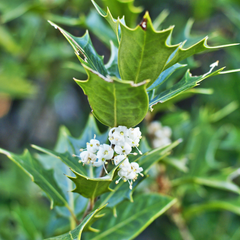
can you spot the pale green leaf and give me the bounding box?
[119,12,178,87]
[101,0,143,28]
[91,0,123,40]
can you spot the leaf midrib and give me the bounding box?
[91,198,176,239]
[134,31,147,83]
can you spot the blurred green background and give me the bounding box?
[0,0,240,239]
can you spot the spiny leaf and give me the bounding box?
[74,65,149,127]
[101,0,143,28]
[46,205,107,240]
[91,0,124,41]
[105,41,120,78]
[84,193,176,240]
[119,12,178,87]
[147,63,186,91]
[0,148,67,209]
[149,67,225,109]
[164,36,239,71]
[31,145,88,176]
[68,165,119,199]
[48,21,108,76]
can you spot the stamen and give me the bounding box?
[136,146,142,155]
[115,177,122,184]
[103,164,108,174]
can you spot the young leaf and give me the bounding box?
[101,0,143,28]
[48,21,108,76]
[83,193,176,240]
[74,65,149,127]
[46,205,107,240]
[0,149,67,209]
[118,12,178,87]
[91,0,123,40]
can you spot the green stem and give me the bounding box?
[65,204,79,228]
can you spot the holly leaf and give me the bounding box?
[74,65,149,127]
[118,12,238,88]
[118,12,178,87]
[101,0,143,28]
[147,63,186,91]
[149,67,224,109]
[46,205,107,240]
[83,193,176,240]
[91,0,124,40]
[48,21,108,76]
[0,149,67,209]
[67,165,119,199]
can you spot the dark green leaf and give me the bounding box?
[0,149,67,208]
[46,205,107,240]
[68,166,119,199]
[84,193,176,240]
[149,67,224,109]
[171,168,240,194]
[48,21,108,76]
[184,198,240,220]
[74,65,149,127]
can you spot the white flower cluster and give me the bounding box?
[74,126,144,189]
[147,121,172,148]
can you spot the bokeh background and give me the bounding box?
[0,0,240,239]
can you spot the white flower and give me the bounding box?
[114,142,132,155]
[152,138,171,148]
[109,126,128,145]
[128,127,142,140]
[114,155,127,165]
[79,151,97,165]
[87,139,100,153]
[130,162,143,175]
[162,126,172,138]
[97,144,114,160]
[147,121,162,135]
[116,160,143,189]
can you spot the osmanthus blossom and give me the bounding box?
[73,125,144,189]
[147,121,172,149]
[116,159,143,189]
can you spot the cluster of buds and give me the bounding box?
[147,121,172,148]
[73,126,144,189]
